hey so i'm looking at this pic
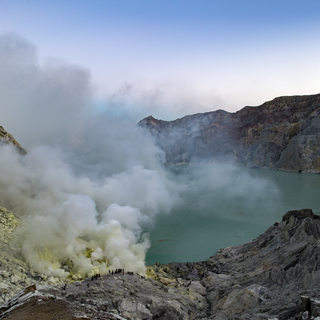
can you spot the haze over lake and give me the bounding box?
[146,165,320,265]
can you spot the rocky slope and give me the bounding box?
[1,208,320,319]
[0,126,26,155]
[139,93,320,173]
[0,207,66,305]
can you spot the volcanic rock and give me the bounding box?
[139,93,320,173]
[0,207,66,304]
[2,208,320,319]
[0,126,26,155]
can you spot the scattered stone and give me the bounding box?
[10,275,21,284]
[0,283,10,294]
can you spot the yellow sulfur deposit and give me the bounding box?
[84,247,93,258]
[35,247,61,271]
[0,207,21,247]
[146,266,158,279]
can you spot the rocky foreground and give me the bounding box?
[1,208,320,319]
[139,93,320,173]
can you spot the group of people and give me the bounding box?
[109,269,139,277]
[61,268,140,291]
[109,268,124,275]
[91,274,101,281]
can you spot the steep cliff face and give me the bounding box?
[0,126,26,155]
[139,94,320,173]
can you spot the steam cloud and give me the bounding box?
[0,33,178,277]
[0,33,278,278]
[0,144,179,277]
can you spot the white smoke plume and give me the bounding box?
[0,33,280,278]
[0,143,179,277]
[100,81,224,122]
[0,33,179,277]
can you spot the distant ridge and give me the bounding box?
[139,93,320,173]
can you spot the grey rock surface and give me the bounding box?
[1,208,320,319]
[0,207,66,304]
[139,93,320,173]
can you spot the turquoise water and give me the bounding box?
[145,165,320,265]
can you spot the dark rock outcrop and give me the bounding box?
[2,209,320,319]
[145,208,320,319]
[139,93,320,173]
[200,208,320,319]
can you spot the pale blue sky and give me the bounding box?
[1,0,320,119]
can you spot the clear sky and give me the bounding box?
[1,0,320,120]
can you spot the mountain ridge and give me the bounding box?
[139,93,320,173]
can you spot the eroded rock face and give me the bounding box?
[200,208,320,319]
[139,93,320,173]
[0,208,67,304]
[0,207,21,248]
[0,126,26,155]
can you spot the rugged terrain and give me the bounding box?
[139,93,320,173]
[0,126,26,155]
[1,104,320,319]
[1,208,320,319]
